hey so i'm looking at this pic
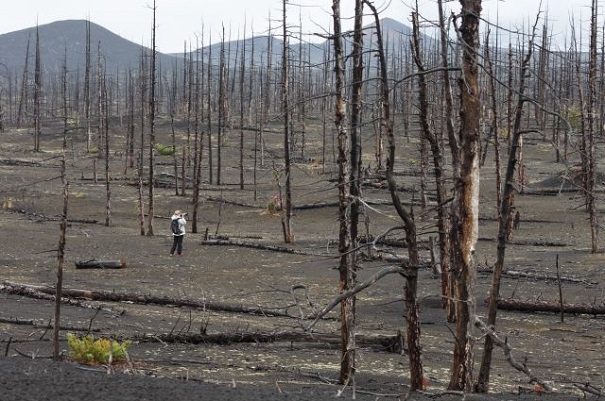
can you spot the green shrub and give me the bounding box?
[154,143,176,156]
[67,333,131,365]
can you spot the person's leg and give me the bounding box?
[176,235,184,255]
[170,236,178,255]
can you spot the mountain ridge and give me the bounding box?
[0,17,424,74]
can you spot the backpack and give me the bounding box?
[171,218,181,235]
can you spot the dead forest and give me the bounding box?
[1,0,605,399]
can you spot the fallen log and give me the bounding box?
[135,330,404,352]
[0,316,101,333]
[477,267,598,285]
[75,259,127,269]
[2,282,302,319]
[494,297,605,315]
[200,239,323,256]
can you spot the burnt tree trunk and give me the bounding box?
[331,0,356,385]
[145,0,157,236]
[448,0,482,392]
[365,0,423,391]
[476,19,537,393]
[281,0,294,243]
[437,0,457,322]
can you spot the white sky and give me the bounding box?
[0,0,595,53]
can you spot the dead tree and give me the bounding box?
[217,26,226,185]
[137,48,148,236]
[85,19,92,153]
[53,114,70,360]
[146,0,157,236]
[330,0,361,385]
[207,33,214,184]
[411,7,452,322]
[585,0,599,253]
[237,26,246,190]
[33,24,41,152]
[476,17,538,393]
[16,33,31,129]
[101,63,111,227]
[191,34,203,234]
[437,0,457,321]
[365,0,424,391]
[281,0,294,243]
[448,0,482,392]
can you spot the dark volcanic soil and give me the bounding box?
[1,123,604,401]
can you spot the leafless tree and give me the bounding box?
[447,0,482,391]
[145,0,157,236]
[365,0,424,391]
[281,0,294,243]
[476,17,539,393]
[16,33,31,129]
[85,19,92,153]
[53,53,69,360]
[217,25,227,185]
[584,0,599,253]
[33,24,41,152]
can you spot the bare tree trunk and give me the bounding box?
[281,0,294,243]
[437,0,456,321]
[54,68,69,358]
[192,36,203,234]
[331,0,354,382]
[101,64,111,227]
[476,20,538,393]
[207,33,214,184]
[85,19,92,153]
[33,25,41,152]
[411,11,451,328]
[16,34,31,129]
[217,26,226,185]
[126,70,136,172]
[239,28,246,190]
[586,0,599,253]
[448,0,482,392]
[365,0,423,391]
[138,49,148,236]
[171,117,179,195]
[53,156,68,361]
[146,0,157,236]
[183,42,193,196]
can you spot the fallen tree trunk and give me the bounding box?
[75,259,127,269]
[0,316,101,333]
[477,267,598,285]
[200,239,322,256]
[494,297,605,315]
[136,330,404,352]
[1,282,302,319]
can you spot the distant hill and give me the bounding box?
[0,17,427,75]
[173,17,427,67]
[0,19,180,73]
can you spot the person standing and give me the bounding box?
[170,210,187,256]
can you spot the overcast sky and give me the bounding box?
[1,0,595,53]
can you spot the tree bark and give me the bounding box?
[365,0,423,391]
[494,297,605,315]
[146,0,157,236]
[476,18,537,393]
[331,0,356,384]
[448,0,482,392]
[74,259,127,269]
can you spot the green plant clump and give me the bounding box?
[67,333,131,365]
[154,143,176,156]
